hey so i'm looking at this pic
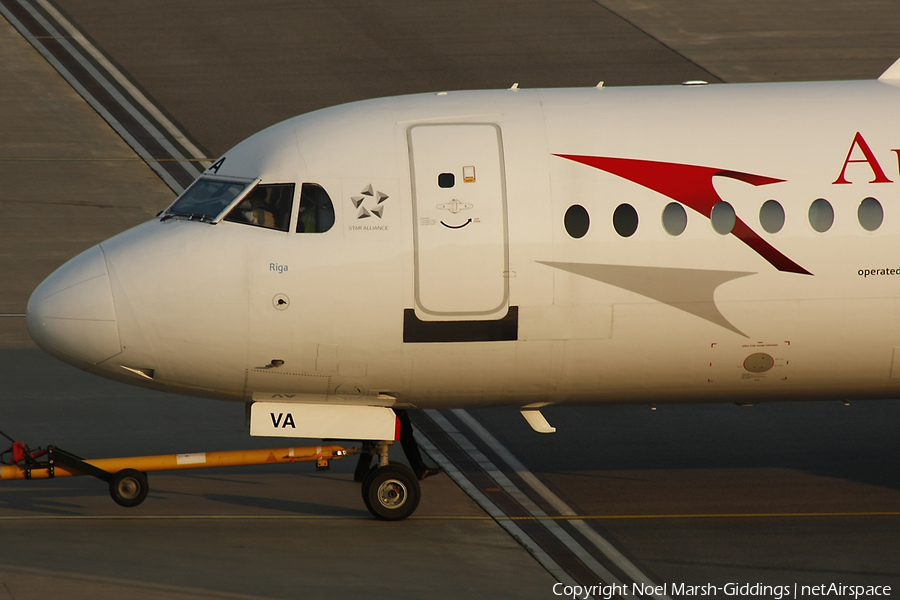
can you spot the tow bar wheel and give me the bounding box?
[109,469,149,507]
[361,463,420,521]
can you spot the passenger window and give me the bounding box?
[759,200,785,234]
[564,204,590,238]
[710,201,735,235]
[296,183,335,233]
[808,198,834,233]
[661,202,687,236]
[613,203,638,237]
[858,197,883,231]
[224,183,294,231]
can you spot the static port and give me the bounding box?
[273,294,290,310]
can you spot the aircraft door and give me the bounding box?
[408,123,509,320]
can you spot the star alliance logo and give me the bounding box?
[350,184,389,219]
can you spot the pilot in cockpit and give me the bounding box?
[246,187,276,228]
[225,184,293,231]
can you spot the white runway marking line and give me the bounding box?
[422,410,630,590]
[0,1,182,193]
[413,424,577,586]
[0,0,201,194]
[450,408,672,600]
[17,0,201,182]
[33,0,211,170]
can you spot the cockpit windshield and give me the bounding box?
[163,177,254,222]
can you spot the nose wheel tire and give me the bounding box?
[109,469,149,507]
[361,463,420,521]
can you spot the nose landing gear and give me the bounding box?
[357,441,420,520]
[362,463,420,520]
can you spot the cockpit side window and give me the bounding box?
[223,183,295,232]
[296,183,335,233]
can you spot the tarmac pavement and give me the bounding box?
[3,1,900,597]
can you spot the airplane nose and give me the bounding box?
[26,245,122,369]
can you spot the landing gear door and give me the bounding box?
[408,123,509,321]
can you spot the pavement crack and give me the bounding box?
[2,582,16,600]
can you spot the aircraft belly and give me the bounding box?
[398,290,900,408]
[406,343,517,406]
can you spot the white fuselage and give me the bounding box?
[26,80,900,411]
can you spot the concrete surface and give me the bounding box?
[469,402,900,588]
[4,1,900,597]
[0,15,173,346]
[0,349,555,600]
[52,0,719,156]
[600,0,900,82]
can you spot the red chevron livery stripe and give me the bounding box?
[555,154,811,275]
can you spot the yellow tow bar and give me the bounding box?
[0,443,354,507]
